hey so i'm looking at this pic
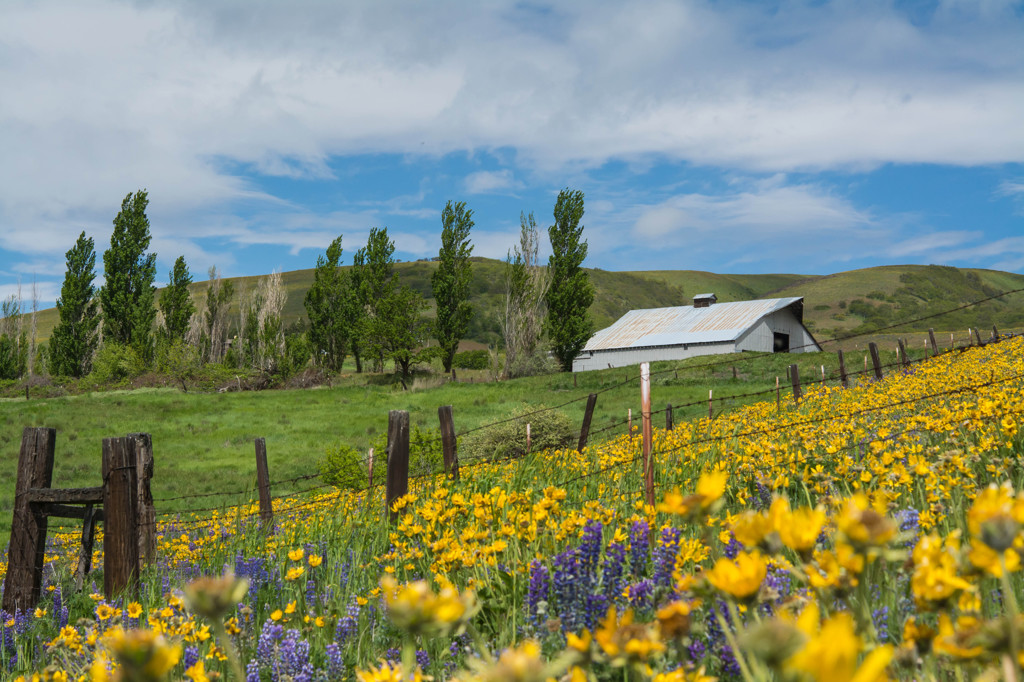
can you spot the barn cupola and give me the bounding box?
[693,293,717,308]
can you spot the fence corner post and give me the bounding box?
[127,432,155,570]
[385,410,410,522]
[2,427,56,614]
[102,436,139,600]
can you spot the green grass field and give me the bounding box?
[0,344,925,540]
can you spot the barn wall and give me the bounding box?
[572,341,736,372]
[735,308,821,353]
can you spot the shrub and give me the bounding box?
[461,404,576,462]
[453,349,490,370]
[505,348,558,379]
[89,342,146,384]
[319,443,367,490]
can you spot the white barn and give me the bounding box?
[572,293,821,372]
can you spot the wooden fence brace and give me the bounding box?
[577,393,598,452]
[385,410,410,522]
[127,432,155,569]
[640,363,654,507]
[789,364,802,403]
[928,328,939,356]
[438,405,459,480]
[665,404,673,432]
[102,436,139,600]
[2,427,56,613]
[73,504,100,591]
[254,438,273,530]
[897,339,909,369]
[837,350,848,388]
[868,342,884,381]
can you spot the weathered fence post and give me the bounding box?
[973,328,984,347]
[102,437,139,600]
[640,363,654,507]
[24,386,29,401]
[127,433,155,569]
[868,342,883,380]
[776,377,780,411]
[2,427,56,613]
[254,438,273,529]
[837,350,849,388]
[665,404,673,432]
[526,423,532,452]
[992,325,1000,343]
[928,328,938,356]
[438,405,459,480]
[628,409,633,441]
[708,390,713,419]
[577,393,598,452]
[897,339,909,369]
[385,410,410,522]
[74,505,99,591]
[789,364,801,403]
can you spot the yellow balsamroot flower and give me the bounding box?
[776,504,827,555]
[285,566,306,581]
[357,661,426,682]
[835,494,896,549]
[705,551,767,601]
[730,510,774,550]
[457,640,556,682]
[185,659,210,682]
[380,575,478,637]
[656,600,696,640]
[968,481,1024,552]
[126,603,144,619]
[182,573,249,621]
[911,533,973,610]
[967,538,1021,577]
[786,605,893,682]
[651,668,717,682]
[594,606,665,666]
[288,547,305,562]
[931,613,983,659]
[106,628,182,682]
[658,471,728,519]
[308,554,323,568]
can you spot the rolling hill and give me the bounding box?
[24,260,1024,347]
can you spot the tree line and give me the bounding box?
[0,188,595,387]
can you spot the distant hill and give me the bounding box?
[27,261,1024,346]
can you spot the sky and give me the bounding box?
[1,0,1023,309]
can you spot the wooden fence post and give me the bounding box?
[640,363,654,507]
[708,390,713,419]
[928,328,938,356]
[438,405,459,480]
[897,339,909,369]
[776,377,780,411]
[868,342,883,380]
[992,325,1000,343]
[526,423,531,452]
[254,438,273,529]
[665,404,673,432]
[837,350,848,388]
[628,409,632,441]
[577,393,598,452]
[127,433,155,569]
[789,364,801,403]
[973,328,984,347]
[102,437,139,600]
[2,427,56,613]
[385,410,410,522]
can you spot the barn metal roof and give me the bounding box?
[583,298,806,351]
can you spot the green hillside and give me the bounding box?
[26,261,1024,347]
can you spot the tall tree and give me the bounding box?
[546,188,594,372]
[503,212,548,378]
[348,249,366,373]
[49,232,100,377]
[159,255,195,344]
[431,200,475,372]
[100,190,157,360]
[355,227,397,372]
[199,266,234,363]
[305,236,357,372]
[0,294,27,380]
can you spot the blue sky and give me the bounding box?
[1,0,1023,308]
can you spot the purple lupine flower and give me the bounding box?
[653,526,682,588]
[625,579,654,611]
[384,648,401,663]
[579,520,603,579]
[601,542,627,605]
[707,602,740,678]
[687,636,706,665]
[758,564,791,617]
[525,560,550,629]
[723,533,742,559]
[896,508,920,548]
[552,549,583,632]
[629,521,649,577]
[416,649,430,670]
[183,646,199,671]
[305,579,316,606]
[325,642,344,678]
[585,593,608,631]
[279,629,313,681]
[246,660,261,682]
[256,621,285,678]
[336,598,360,646]
[873,606,890,643]
[753,482,772,511]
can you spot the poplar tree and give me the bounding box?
[305,235,356,372]
[159,255,195,343]
[100,190,157,361]
[431,200,475,372]
[546,188,594,372]
[49,232,100,377]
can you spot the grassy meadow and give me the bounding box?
[0,327,1022,680]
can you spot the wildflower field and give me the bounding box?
[3,335,1024,681]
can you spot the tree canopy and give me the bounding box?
[546,188,594,372]
[159,255,195,344]
[49,231,100,377]
[431,201,475,373]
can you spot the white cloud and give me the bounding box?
[886,230,980,258]
[464,170,522,194]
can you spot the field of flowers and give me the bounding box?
[2,335,1024,681]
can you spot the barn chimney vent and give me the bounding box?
[693,293,717,308]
